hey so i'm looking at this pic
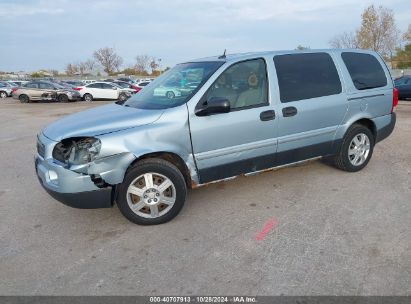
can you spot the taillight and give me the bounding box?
[11,87,17,93]
[73,87,82,91]
[391,87,398,113]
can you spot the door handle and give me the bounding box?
[282,106,297,117]
[260,110,275,121]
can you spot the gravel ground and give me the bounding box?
[0,98,410,295]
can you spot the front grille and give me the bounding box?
[37,138,45,158]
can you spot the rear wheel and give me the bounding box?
[0,91,7,99]
[83,93,93,102]
[19,94,29,103]
[117,159,187,225]
[58,94,69,103]
[334,124,374,172]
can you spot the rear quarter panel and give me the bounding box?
[333,50,393,140]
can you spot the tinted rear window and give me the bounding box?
[274,53,342,103]
[341,52,387,90]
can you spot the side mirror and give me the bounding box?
[195,97,230,116]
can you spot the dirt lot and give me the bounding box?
[0,98,410,295]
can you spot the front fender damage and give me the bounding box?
[69,152,136,187]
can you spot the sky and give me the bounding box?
[0,0,410,72]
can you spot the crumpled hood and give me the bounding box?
[42,103,163,141]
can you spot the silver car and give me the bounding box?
[0,81,16,98]
[35,49,397,225]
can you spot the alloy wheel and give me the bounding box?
[126,172,176,219]
[348,133,370,166]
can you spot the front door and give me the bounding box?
[189,58,279,184]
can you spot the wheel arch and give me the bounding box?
[57,93,68,101]
[128,151,193,188]
[83,93,93,99]
[18,93,30,101]
[349,118,377,141]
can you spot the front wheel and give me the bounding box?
[117,159,187,225]
[334,124,374,172]
[19,94,29,103]
[58,94,69,103]
[83,93,93,102]
[0,91,7,99]
[118,93,127,102]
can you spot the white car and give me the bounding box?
[75,82,131,102]
[153,86,182,99]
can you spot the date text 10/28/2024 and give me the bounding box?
[149,296,257,303]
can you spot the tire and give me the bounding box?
[58,94,69,103]
[19,94,29,103]
[83,93,93,102]
[117,158,187,225]
[334,124,374,172]
[166,91,175,99]
[0,91,7,99]
[119,93,127,101]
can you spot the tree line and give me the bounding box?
[43,5,411,78]
[65,48,164,77]
[329,5,411,68]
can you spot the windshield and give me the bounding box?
[124,61,224,109]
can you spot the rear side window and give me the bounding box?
[87,83,102,88]
[102,83,114,89]
[341,52,387,90]
[25,83,38,88]
[39,83,54,89]
[274,53,342,103]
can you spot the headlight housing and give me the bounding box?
[53,137,101,166]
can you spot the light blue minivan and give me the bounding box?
[35,49,397,225]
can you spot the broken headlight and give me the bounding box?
[53,137,101,166]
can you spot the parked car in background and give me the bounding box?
[7,80,28,87]
[83,80,96,85]
[12,81,81,103]
[135,80,151,88]
[153,85,181,99]
[113,81,141,93]
[34,49,397,225]
[74,82,131,102]
[117,78,134,84]
[0,81,16,98]
[54,81,73,89]
[64,80,85,87]
[394,76,411,99]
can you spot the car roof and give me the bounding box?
[186,48,379,64]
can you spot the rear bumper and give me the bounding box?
[375,112,396,143]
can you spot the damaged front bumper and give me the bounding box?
[35,133,136,209]
[35,155,114,208]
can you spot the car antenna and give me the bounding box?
[218,49,227,59]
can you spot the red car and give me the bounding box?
[113,81,141,94]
